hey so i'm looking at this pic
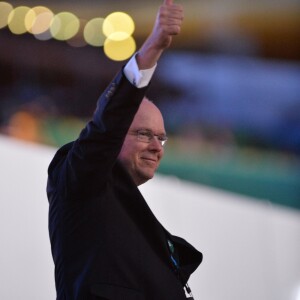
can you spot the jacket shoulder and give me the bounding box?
[48,141,74,175]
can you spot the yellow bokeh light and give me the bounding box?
[0,2,13,29]
[25,6,53,34]
[108,31,132,41]
[83,18,106,47]
[33,11,54,34]
[104,36,136,61]
[103,12,135,41]
[50,12,80,41]
[8,6,31,35]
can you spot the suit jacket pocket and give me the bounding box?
[90,283,144,300]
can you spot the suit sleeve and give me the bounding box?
[47,68,148,200]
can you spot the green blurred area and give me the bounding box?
[160,144,300,210]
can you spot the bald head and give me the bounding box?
[118,97,166,185]
[130,98,165,133]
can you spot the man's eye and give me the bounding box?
[140,131,152,137]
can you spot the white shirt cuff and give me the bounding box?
[124,54,157,88]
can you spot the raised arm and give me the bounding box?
[47,0,184,198]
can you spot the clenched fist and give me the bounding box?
[137,0,184,69]
[153,0,184,49]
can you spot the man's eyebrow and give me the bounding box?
[133,127,167,135]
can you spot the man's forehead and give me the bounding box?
[130,106,165,136]
[139,98,159,111]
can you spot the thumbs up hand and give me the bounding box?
[154,0,184,49]
[136,0,183,70]
[136,0,184,69]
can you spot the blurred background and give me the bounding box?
[0,0,300,299]
[1,0,300,207]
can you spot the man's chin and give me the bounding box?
[137,170,155,185]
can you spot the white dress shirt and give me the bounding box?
[124,54,157,88]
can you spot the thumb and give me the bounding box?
[163,0,173,5]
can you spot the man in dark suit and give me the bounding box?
[47,0,202,299]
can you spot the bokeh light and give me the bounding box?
[83,18,106,47]
[8,6,31,35]
[25,6,53,35]
[50,12,80,41]
[34,28,52,41]
[103,12,135,41]
[1,4,137,61]
[0,2,13,29]
[104,36,136,61]
[7,111,40,142]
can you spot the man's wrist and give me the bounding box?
[124,53,157,88]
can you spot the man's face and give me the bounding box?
[118,99,165,186]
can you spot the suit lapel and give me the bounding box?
[113,162,171,266]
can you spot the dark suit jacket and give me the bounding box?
[47,69,202,300]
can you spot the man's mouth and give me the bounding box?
[141,157,158,166]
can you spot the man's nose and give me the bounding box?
[149,136,163,151]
